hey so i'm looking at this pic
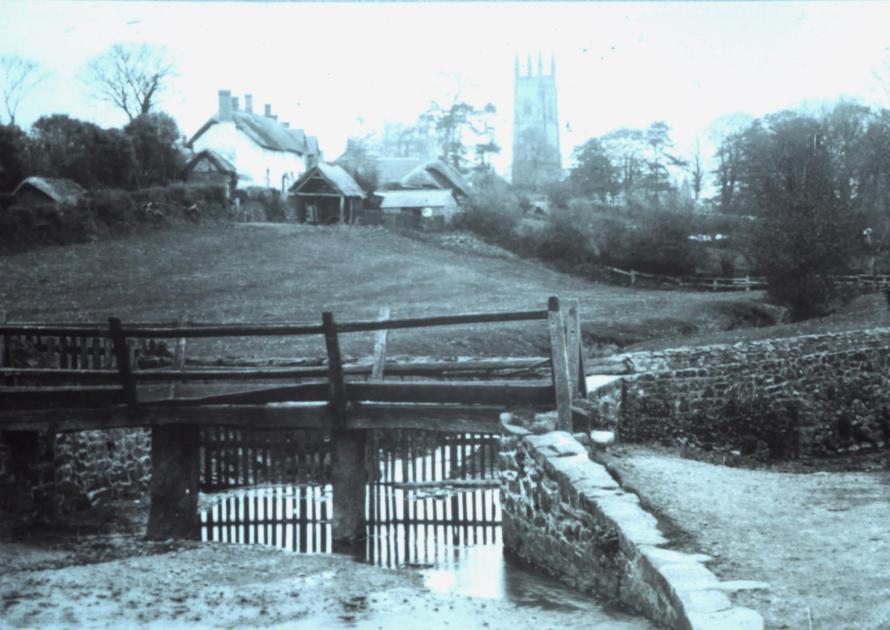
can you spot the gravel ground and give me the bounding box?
[599,445,890,630]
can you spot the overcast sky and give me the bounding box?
[2,1,890,176]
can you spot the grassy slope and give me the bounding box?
[0,223,767,361]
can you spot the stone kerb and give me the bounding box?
[498,418,765,630]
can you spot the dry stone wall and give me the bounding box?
[611,328,890,458]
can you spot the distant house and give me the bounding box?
[369,188,460,230]
[12,177,85,206]
[183,150,238,197]
[289,163,365,224]
[400,160,470,199]
[187,90,321,195]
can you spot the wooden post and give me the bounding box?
[629,270,636,287]
[331,428,367,550]
[168,313,188,399]
[322,312,347,424]
[547,297,572,432]
[0,309,10,387]
[569,299,588,399]
[0,308,6,369]
[108,317,137,406]
[147,423,200,540]
[371,307,390,382]
[563,300,581,399]
[339,195,346,224]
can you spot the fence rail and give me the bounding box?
[0,298,586,434]
[607,266,890,292]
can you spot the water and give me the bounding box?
[198,484,652,627]
[197,430,652,627]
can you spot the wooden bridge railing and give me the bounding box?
[0,296,587,433]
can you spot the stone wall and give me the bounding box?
[498,425,763,629]
[0,428,150,531]
[54,428,152,498]
[611,328,890,458]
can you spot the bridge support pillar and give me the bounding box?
[331,429,367,551]
[147,423,199,540]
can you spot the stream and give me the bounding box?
[199,484,653,628]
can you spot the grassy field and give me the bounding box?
[0,223,881,361]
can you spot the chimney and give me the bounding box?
[231,96,239,112]
[264,104,272,118]
[218,89,232,121]
[244,94,253,114]
[282,122,290,128]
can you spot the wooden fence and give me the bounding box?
[199,427,331,491]
[607,266,890,293]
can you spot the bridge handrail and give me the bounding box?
[0,308,548,338]
[0,298,583,433]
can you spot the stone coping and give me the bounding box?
[500,417,765,630]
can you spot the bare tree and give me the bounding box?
[0,55,47,125]
[83,43,175,121]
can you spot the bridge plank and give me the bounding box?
[0,402,502,433]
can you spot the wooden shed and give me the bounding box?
[289,163,365,224]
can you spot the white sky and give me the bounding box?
[2,1,889,177]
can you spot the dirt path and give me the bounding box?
[0,540,651,629]
[599,445,890,629]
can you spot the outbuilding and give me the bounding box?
[12,177,85,206]
[289,163,365,224]
[183,150,239,197]
[369,188,459,230]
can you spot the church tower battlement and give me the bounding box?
[512,53,561,189]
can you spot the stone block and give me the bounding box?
[686,606,764,630]
[676,588,733,615]
[659,562,721,591]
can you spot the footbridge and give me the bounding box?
[0,297,594,546]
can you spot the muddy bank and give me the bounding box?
[1,543,655,629]
[0,498,651,629]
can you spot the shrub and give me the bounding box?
[84,188,138,230]
[453,187,521,247]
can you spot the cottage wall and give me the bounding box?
[191,123,307,193]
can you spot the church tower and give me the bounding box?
[512,53,561,189]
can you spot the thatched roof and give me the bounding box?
[401,160,470,196]
[290,163,364,198]
[12,177,85,205]
[188,112,317,156]
[184,149,237,175]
